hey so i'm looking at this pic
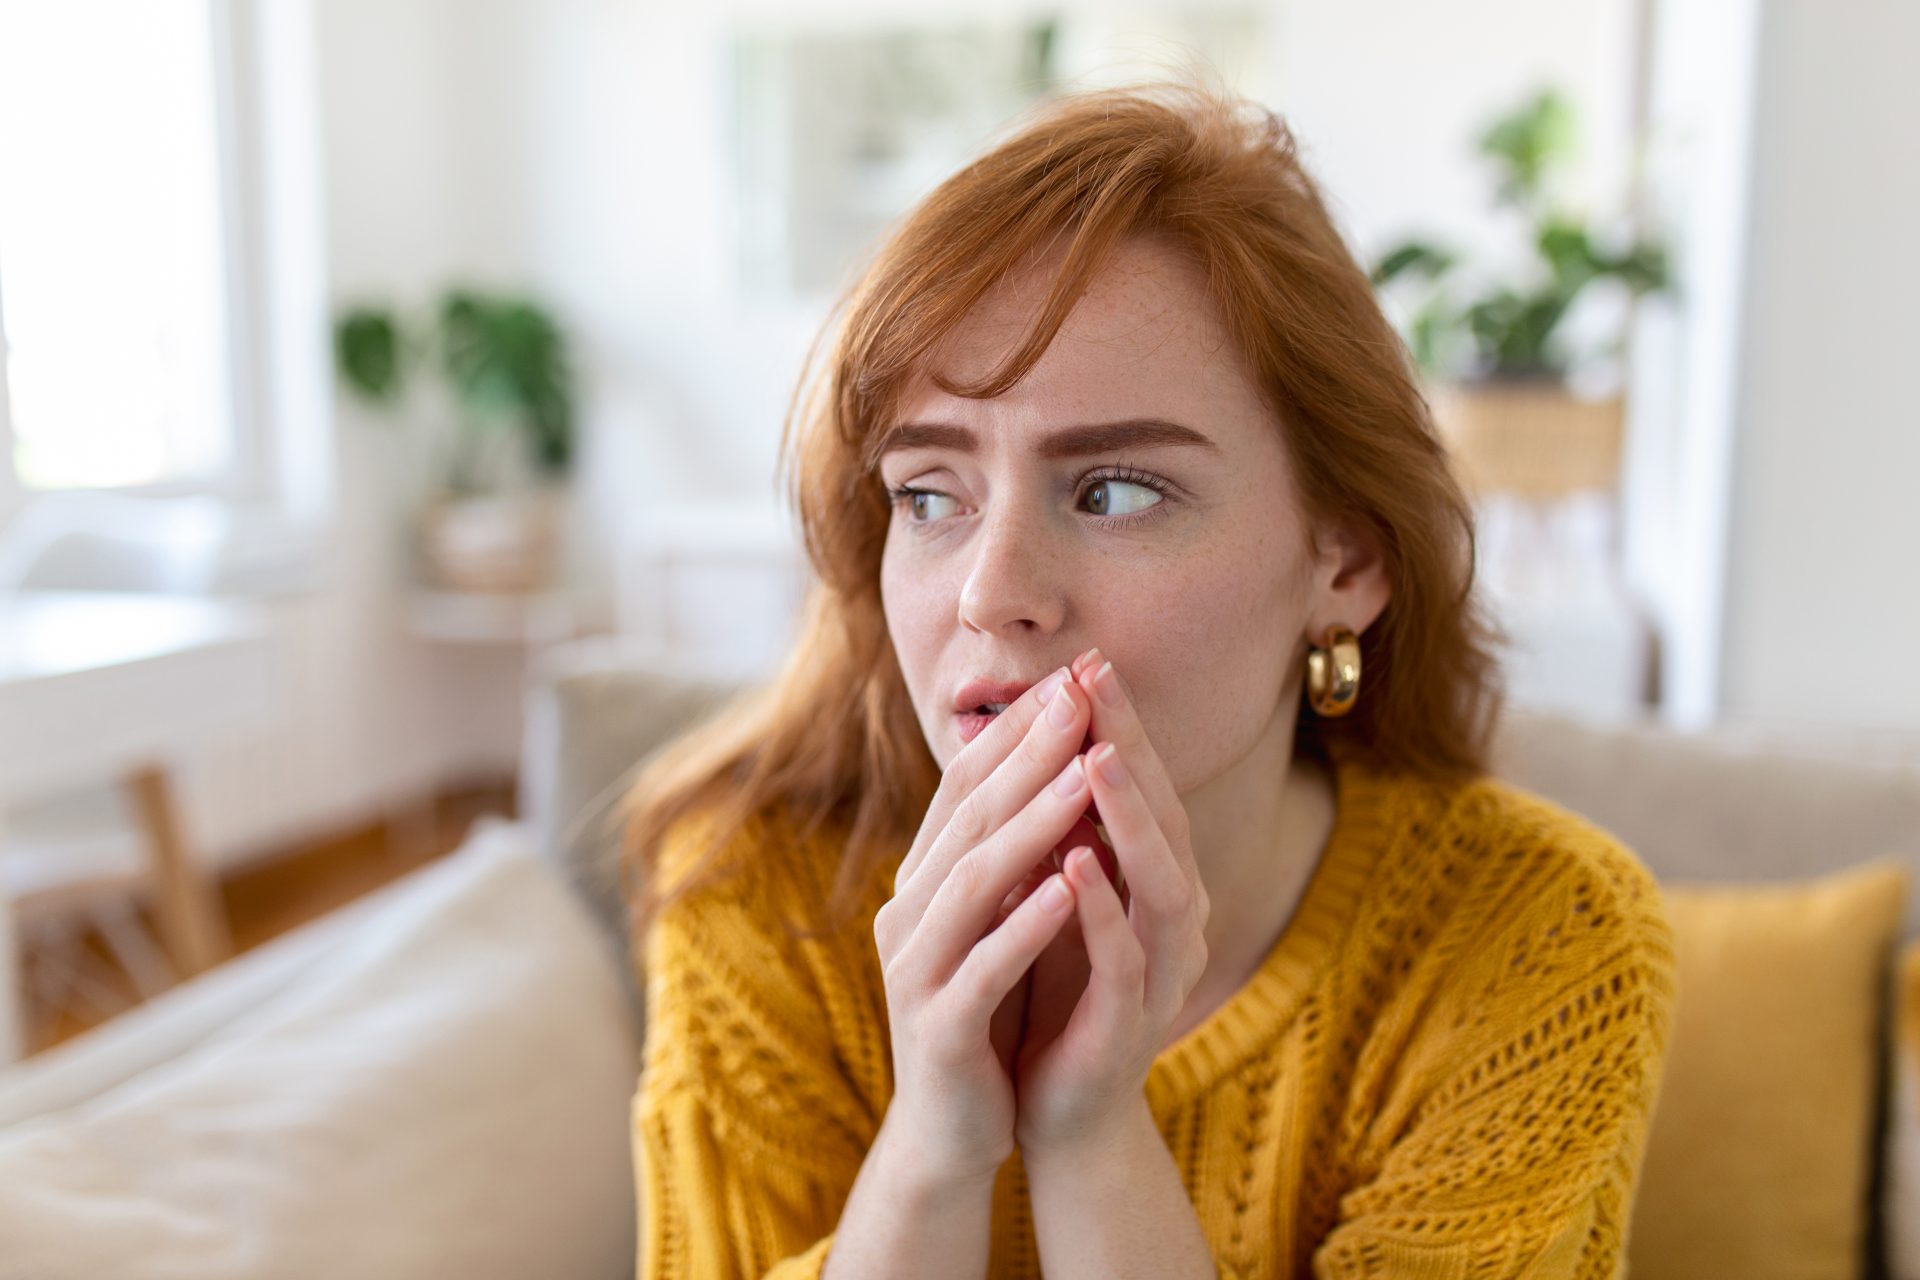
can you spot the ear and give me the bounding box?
[1305,514,1391,644]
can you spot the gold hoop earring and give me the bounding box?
[1305,624,1362,718]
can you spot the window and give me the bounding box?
[0,0,253,504]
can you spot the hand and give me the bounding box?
[1010,649,1212,1157]
[870,662,1097,1184]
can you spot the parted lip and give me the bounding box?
[951,677,1045,714]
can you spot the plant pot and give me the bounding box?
[415,487,564,594]
[1428,381,1625,500]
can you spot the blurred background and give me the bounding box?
[0,0,1913,1058]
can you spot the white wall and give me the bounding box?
[1713,0,1920,731]
[1266,0,1638,268]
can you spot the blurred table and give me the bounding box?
[0,591,278,1064]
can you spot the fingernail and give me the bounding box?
[1094,742,1129,787]
[1094,661,1125,709]
[1069,847,1096,878]
[1047,681,1079,729]
[1040,875,1071,909]
[1052,756,1086,795]
[1036,667,1069,705]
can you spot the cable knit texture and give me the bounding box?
[631,737,1678,1279]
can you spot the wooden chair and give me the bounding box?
[0,493,239,1046]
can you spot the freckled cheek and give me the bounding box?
[880,554,952,735]
[1114,564,1292,788]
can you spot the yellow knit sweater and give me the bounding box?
[631,741,1678,1278]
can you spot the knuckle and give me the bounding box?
[872,903,899,955]
[932,762,975,815]
[883,937,933,1000]
[1183,945,1208,991]
[946,793,990,848]
[945,848,989,902]
[880,952,911,997]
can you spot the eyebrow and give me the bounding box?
[867,417,1221,469]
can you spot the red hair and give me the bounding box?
[614,77,1507,944]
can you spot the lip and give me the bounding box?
[955,709,1099,756]
[952,675,1049,746]
[951,671,1100,754]
[952,677,1042,715]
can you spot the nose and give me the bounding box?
[957,498,1066,637]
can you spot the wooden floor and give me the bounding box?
[19,775,519,1059]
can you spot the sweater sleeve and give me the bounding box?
[631,834,884,1279]
[1310,836,1678,1280]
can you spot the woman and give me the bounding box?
[617,78,1675,1279]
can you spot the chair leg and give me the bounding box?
[121,764,233,976]
[91,897,178,1001]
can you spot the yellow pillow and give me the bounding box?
[1627,858,1910,1280]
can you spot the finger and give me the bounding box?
[998,808,1108,922]
[1084,739,1197,985]
[993,857,1054,932]
[904,753,1096,986]
[1076,654,1197,884]
[1051,811,1121,899]
[1064,845,1146,1042]
[1075,653,1178,818]
[1069,646,1102,681]
[893,678,1091,929]
[894,665,1074,894]
[947,871,1076,1042]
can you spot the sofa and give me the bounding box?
[1,633,1917,1280]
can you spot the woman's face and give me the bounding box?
[877,234,1351,792]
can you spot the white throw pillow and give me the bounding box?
[0,818,643,1280]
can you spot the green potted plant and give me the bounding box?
[1370,88,1670,500]
[334,288,576,592]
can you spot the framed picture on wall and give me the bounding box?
[727,7,1267,302]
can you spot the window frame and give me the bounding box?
[0,0,275,527]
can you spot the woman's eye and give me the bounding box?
[887,473,1169,526]
[1083,479,1162,517]
[901,490,959,522]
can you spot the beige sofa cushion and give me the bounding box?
[0,819,642,1280]
[1492,708,1920,938]
[517,637,748,1014]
